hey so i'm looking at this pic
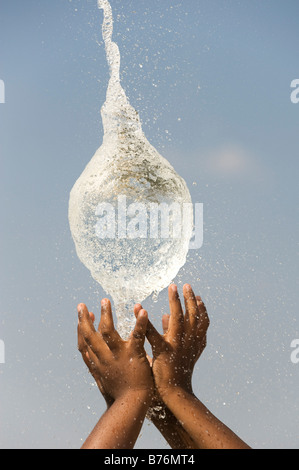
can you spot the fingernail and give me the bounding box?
[139,309,147,318]
[78,308,83,318]
[171,284,177,293]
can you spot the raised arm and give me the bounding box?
[142,284,251,450]
[77,300,153,449]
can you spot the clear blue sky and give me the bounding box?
[0,0,298,448]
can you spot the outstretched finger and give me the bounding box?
[196,296,210,339]
[89,311,96,323]
[99,299,121,350]
[162,314,170,334]
[183,284,200,335]
[134,304,164,354]
[77,303,97,348]
[130,309,148,354]
[168,284,184,342]
[78,309,98,362]
[78,334,97,370]
[78,323,88,359]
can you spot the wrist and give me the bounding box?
[158,385,195,404]
[115,388,153,405]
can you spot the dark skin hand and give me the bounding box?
[77,284,251,450]
[78,310,114,407]
[77,296,204,449]
[134,287,209,449]
[134,284,209,397]
[135,284,251,450]
[78,300,153,449]
[77,287,209,449]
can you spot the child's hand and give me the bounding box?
[78,300,154,402]
[78,310,114,407]
[135,284,209,399]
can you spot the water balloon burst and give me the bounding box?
[69,0,193,338]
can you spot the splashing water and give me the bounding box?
[69,0,193,338]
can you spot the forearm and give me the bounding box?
[81,391,150,450]
[148,404,198,449]
[162,388,251,450]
